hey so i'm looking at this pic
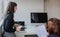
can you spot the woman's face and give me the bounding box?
[47,21,55,34]
[47,21,58,34]
[14,6,17,12]
[48,21,54,29]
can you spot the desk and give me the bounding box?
[15,25,47,37]
[15,31,38,37]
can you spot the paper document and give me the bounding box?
[35,25,47,37]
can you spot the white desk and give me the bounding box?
[15,25,47,37]
[15,31,37,37]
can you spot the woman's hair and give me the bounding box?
[46,18,60,35]
[5,2,17,15]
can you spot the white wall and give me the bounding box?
[14,0,44,26]
[0,0,3,21]
[45,0,60,19]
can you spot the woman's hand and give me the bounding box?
[13,24,20,32]
[16,27,20,32]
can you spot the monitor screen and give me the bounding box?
[31,13,48,23]
[14,21,25,31]
[14,21,25,26]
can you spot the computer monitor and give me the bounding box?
[31,13,48,23]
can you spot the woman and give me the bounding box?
[3,2,17,37]
[46,18,60,37]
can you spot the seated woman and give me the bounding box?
[46,18,60,37]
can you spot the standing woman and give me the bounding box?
[3,2,17,37]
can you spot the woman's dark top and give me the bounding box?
[48,34,56,37]
[48,34,60,37]
[57,35,60,37]
[3,12,15,33]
